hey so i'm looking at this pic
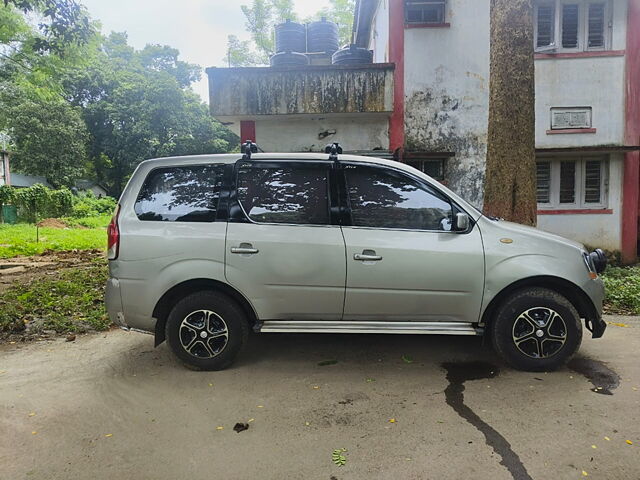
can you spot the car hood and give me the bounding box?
[481,218,585,251]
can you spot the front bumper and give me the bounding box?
[586,315,607,339]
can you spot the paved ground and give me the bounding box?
[1,316,639,480]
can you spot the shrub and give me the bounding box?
[70,191,117,218]
[601,266,640,314]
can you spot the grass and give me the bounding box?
[601,265,640,315]
[0,215,109,258]
[0,259,110,335]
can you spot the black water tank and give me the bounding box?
[307,18,339,53]
[275,20,306,53]
[331,44,374,65]
[270,51,309,67]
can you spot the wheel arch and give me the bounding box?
[480,276,598,333]
[152,278,258,347]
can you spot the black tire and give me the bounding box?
[491,287,582,371]
[165,291,249,371]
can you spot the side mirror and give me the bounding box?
[454,212,470,232]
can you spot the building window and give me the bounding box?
[536,156,608,209]
[534,1,610,52]
[405,0,446,24]
[405,159,445,181]
[550,107,592,130]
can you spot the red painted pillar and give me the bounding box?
[621,0,640,263]
[240,120,256,144]
[389,0,405,158]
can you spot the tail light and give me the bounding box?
[107,205,121,260]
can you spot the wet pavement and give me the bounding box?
[1,315,638,480]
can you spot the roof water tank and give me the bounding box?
[270,51,310,67]
[331,44,374,65]
[306,18,339,53]
[275,20,306,53]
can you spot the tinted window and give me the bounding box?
[135,165,224,222]
[237,163,330,225]
[345,165,453,231]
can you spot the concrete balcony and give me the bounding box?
[206,63,395,121]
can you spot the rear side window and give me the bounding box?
[236,163,330,225]
[135,165,224,222]
[344,164,453,231]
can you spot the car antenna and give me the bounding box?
[241,140,258,160]
[325,142,342,161]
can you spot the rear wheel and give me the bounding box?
[166,291,249,371]
[491,287,582,371]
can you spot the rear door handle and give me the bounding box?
[354,250,382,261]
[231,243,259,254]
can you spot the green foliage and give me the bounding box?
[0,221,106,257]
[601,266,640,315]
[331,448,347,467]
[0,260,109,334]
[70,191,116,218]
[62,214,110,228]
[225,34,267,67]
[13,183,50,222]
[1,86,89,188]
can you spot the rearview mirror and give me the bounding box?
[454,213,470,232]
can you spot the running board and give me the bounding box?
[259,321,483,336]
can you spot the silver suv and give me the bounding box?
[105,151,607,372]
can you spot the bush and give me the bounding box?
[70,191,117,218]
[601,266,640,314]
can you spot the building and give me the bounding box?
[7,173,52,189]
[207,0,640,262]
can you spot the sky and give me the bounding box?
[79,0,334,103]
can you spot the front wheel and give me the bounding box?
[491,287,582,371]
[165,291,249,371]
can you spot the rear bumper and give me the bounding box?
[105,277,126,327]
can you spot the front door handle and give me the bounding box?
[354,249,382,261]
[231,243,259,254]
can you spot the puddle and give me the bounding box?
[567,357,620,395]
[441,362,532,480]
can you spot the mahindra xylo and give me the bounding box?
[105,149,607,371]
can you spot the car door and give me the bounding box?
[225,159,346,320]
[339,162,485,323]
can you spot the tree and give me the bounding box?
[224,34,265,67]
[483,0,536,225]
[1,85,89,187]
[3,0,93,55]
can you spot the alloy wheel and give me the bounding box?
[179,310,228,358]
[512,307,567,359]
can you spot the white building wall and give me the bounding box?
[402,0,491,207]
[537,153,624,250]
[254,115,390,153]
[370,0,390,63]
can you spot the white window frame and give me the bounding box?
[534,0,612,53]
[536,156,609,209]
[550,106,592,130]
[404,0,447,24]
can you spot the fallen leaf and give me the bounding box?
[607,322,629,328]
[401,355,414,364]
[604,436,610,441]
[582,471,588,477]
[66,334,76,342]
[626,440,633,445]
[312,386,320,389]
[389,418,396,423]
[365,378,375,383]
[216,426,224,430]
[318,359,338,366]
[233,422,249,433]
[28,412,36,417]
[305,421,310,426]
[591,445,597,449]
[208,383,213,387]
[632,387,638,391]
[31,431,37,435]
[332,448,347,466]
[257,405,264,408]
[248,418,255,423]
[104,434,113,437]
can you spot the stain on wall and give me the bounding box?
[405,87,487,207]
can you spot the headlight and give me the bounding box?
[589,249,607,274]
[582,252,596,273]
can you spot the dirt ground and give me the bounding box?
[1,316,638,480]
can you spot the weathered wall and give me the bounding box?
[536,154,624,251]
[253,115,389,153]
[208,65,394,117]
[403,0,491,207]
